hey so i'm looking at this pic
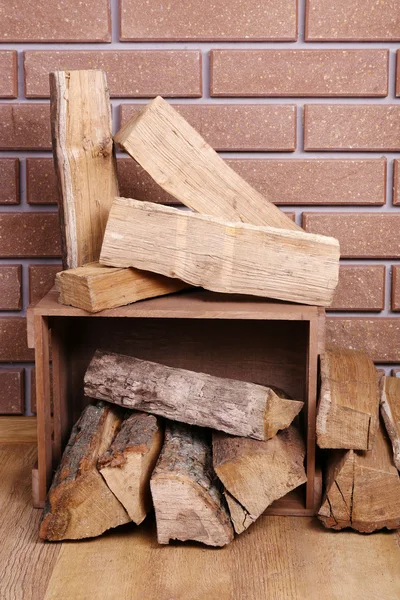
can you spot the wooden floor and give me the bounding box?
[1,444,400,600]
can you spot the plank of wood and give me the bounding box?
[150,422,233,547]
[0,445,61,600]
[40,402,130,541]
[213,425,307,534]
[98,412,163,524]
[50,70,119,269]
[316,347,379,450]
[0,417,37,443]
[100,198,340,307]
[114,96,301,232]
[318,421,400,532]
[55,262,187,313]
[380,376,400,471]
[84,351,303,441]
[43,516,400,600]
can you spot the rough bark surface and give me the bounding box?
[150,421,234,547]
[84,351,303,440]
[40,402,130,541]
[317,347,379,450]
[98,412,164,524]
[318,421,400,532]
[380,376,400,471]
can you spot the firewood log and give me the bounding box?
[84,351,303,441]
[150,422,234,547]
[318,421,400,532]
[213,425,307,534]
[98,412,163,524]
[316,347,379,450]
[380,376,400,470]
[40,402,130,541]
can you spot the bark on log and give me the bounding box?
[84,351,303,441]
[114,96,300,232]
[213,425,307,534]
[40,402,130,541]
[100,197,340,307]
[98,412,163,524]
[380,376,400,471]
[318,421,400,532]
[55,262,187,313]
[316,347,379,450]
[150,422,234,546]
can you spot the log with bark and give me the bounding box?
[98,412,163,524]
[316,347,379,450]
[318,421,400,532]
[100,198,340,307]
[213,425,307,534]
[114,97,300,232]
[380,376,400,471]
[40,401,130,541]
[55,262,187,313]
[84,351,303,441]
[150,422,234,546]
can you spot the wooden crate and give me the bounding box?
[28,288,325,514]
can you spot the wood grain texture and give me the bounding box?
[100,198,340,306]
[0,416,37,443]
[50,70,118,269]
[316,347,379,450]
[150,422,233,546]
[84,351,303,440]
[55,262,187,312]
[319,422,400,532]
[113,96,300,231]
[380,376,400,470]
[98,412,163,524]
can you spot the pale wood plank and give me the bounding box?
[380,376,400,470]
[0,417,37,444]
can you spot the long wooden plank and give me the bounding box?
[113,96,301,232]
[100,198,340,306]
[380,376,400,470]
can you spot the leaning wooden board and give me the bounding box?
[100,198,340,306]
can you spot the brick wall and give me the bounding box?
[0,0,399,416]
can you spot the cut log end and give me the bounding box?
[264,391,303,439]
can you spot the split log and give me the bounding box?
[150,422,234,546]
[380,376,400,470]
[114,96,300,232]
[316,347,379,450]
[213,425,307,534]
[40,402,130,541]
[318,421,400,532]
[55,262,187,313]
[50,70,119,269]
[100,198,340,307]
[84,350,303,441]
[98,412,163,524]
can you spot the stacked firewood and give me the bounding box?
[40,353,306,545]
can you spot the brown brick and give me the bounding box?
[392,266,400,311]
[327,318,400,363]
[0,213,61,258]
[121,104,296,152]
[329,265,385,311]
[0,105,51,151]
[120,0,297,41]
[0,0,111,42]
[0,51,17,98]
[306,0,400,41]
[211,50,388,97]
[24,51,202,98]
[0,158,19,205]
[0,265,22,310]
[0,369,24,414]
[26,158,58,205]
[303,213,400,259]
[0,318,34,362]
[392,369,400,377]
[304,105,400,152]
[29,264,62,304]
[394,160,400,205]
